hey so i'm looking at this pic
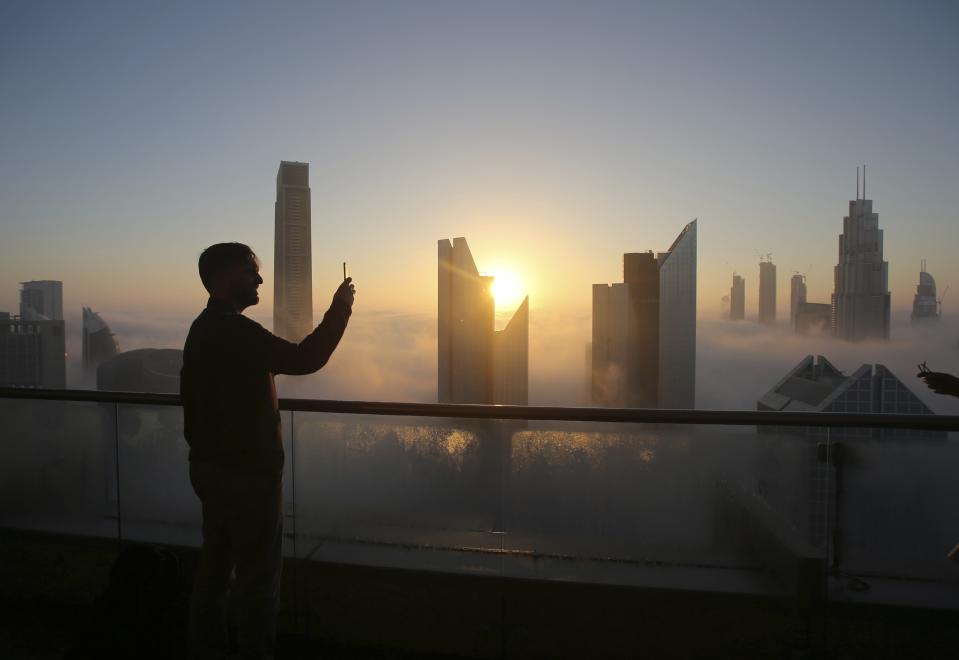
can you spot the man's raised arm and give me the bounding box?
[246,278,355,375]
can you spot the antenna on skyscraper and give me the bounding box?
[862,164,866,199]
[857,166,860,200]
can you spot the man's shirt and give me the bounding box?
[181,297,351,477]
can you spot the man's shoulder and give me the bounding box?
[185,308,262,345]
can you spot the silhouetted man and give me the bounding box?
[181,243,354,659]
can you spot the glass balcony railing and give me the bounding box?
[2,387,958,655]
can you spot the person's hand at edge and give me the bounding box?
[333,277,355,309]
[918,371,959,398]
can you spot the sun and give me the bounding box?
[490,268,525,308]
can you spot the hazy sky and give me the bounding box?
[2,0,958,321]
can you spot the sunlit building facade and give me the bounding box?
[273,161,313,342]
[438,237,528,405]
[658,220,697,409]
[591,219,697,409]
[591,282,633,407]
[493,297,529,406]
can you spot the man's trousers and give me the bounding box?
[188,461,283,660]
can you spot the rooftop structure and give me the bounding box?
[758,354,935,418]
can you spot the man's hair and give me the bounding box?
[198,243,258,293]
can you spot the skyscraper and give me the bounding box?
[438,237,528,405]
[3,281,66,388]
[658,220,697,409]
[624,251,660,407]
[729,274,745,321]
[911,261,939,323]
[273,161,313,342]
[20,280,63,321]
[493,297,529,406]
[790,273,807,329]
[0,312,66,388]
[592,282,631,406]
[758,258,776,325]
[592,219,697,409]
[82,307,119,372]
[832,166,890,340]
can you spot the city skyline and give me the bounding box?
[2,3,958,321]
[3,5,959,656]
[1,1,958,417]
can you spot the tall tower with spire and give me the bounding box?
[832,166,890,340]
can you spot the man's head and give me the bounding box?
[198,243,263,310]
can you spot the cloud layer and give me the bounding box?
[67,306,959,415]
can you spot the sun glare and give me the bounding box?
[490,268,525,308]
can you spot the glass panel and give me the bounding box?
[289,412,841,607]
[115,406,296,554]
[829,429,959,604]
[504,421,828,597]
[116,403,199,546]
[292,412,505,576]
[0,398,119,539]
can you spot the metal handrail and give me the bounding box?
[3,386,958,430]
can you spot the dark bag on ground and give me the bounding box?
[66,544,183,659]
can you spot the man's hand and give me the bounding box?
[918,371,959,398]
[334,277,355,309]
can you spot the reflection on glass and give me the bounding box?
[0,399,118,539]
